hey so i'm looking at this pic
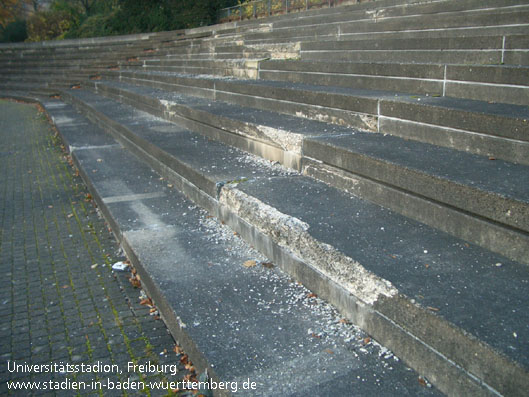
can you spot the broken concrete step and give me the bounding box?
[61,89,294,211]
[38,97,442,397]
[120,59,261,79]
[48,91,529,396]
[259,60,529,106]
[303,130,529,264]
[91,79,359,170]
[100,70,529,166]
[89,79,529,264]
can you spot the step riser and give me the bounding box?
[338,25,529,42]
[59,89,521,397]
[259,70,444,96]
[300,50,506,65]
[379,116,529,166]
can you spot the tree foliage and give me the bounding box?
[5,0,239,42]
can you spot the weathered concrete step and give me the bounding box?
[339,8,529,36]
[242,6,529,44]
[119,60,261,79]
[303,131,529,264]
[274,0,529,29]
[88,79,529,264]
[299,49,519,65]
[300,36,529,63]
[51,90,529,396]
[92,79,356,169]
[301,34,528,52]
[259,60,529,106]
[33,96,444,397]
[101,70,529,166]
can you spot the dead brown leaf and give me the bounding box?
[427,306,440,312]
[243,260,257,268]
[140,298,152,306]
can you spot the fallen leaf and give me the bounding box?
[306,293,317,299]
[140,298,152,306]
[71,85,81,89]
[424,263,429,269]
[418,377,427,387]
[174,345,183,355]
[261,262,274,269]
[243,260,257,268]
[311,333,321,339]
[129,276,141,288]
[489,156,496,160]
[427,306,440,312]
[363,337,371,345]
[324,348,334,355]
[339,318,350,324]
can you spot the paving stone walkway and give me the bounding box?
[0,99,194,396]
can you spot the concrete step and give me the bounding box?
[300,35,529,66]
[30,94,445,397]
[52,88,529,396]
[258,60,529,106]
[119,59,262,79]
[241,5,529,44]
[100,70,529,166]
[87,79,529,266]
[270,0,529,30]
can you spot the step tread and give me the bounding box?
[40,96,441,396]
[61,88,529,374]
